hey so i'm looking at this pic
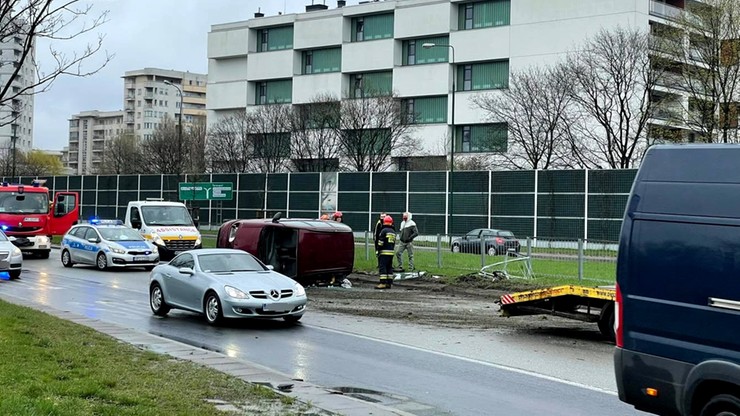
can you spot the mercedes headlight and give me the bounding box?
[12,247,21,256]
[151,245,158,253]
[293,283,306,297]
[195,236,201,246]
[225,285,249,299]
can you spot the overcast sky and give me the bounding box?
[33,0,356,151]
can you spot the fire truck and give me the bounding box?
[0,180,79,258]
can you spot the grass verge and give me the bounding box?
[0,300,308,416]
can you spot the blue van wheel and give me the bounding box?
[700,394,740,416]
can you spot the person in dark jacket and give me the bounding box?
[375,215,396,290]
[373,212,387,251]
[395,212,418,272]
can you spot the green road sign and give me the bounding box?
[179,182,234,201]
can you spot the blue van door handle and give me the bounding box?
[708,297,740,311]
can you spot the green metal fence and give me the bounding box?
[5,169,636,240]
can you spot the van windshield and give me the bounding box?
[0,192,48,214]
[141,206,193,226]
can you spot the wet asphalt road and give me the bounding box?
[1,252,648,416]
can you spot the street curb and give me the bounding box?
[0,291,415,416]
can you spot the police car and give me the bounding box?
[61,219,160,271]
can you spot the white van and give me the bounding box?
[124,199,201,260]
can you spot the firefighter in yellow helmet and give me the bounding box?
[375,214,396,289]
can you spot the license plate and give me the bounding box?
[133,256,147,262]
[262,303,289,312]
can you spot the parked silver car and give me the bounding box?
[0,230,23,279]
[148,248,307,325]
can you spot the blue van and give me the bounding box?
[615,144,740,416]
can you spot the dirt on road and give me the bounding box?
[305,273,610,343]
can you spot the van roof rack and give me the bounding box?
[145,198,165,201]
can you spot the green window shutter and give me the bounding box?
[415,36,449,64]
[472,61,509,90]
[363,71,393,96]
[415,96,448,124]
[312,48,341,73]
[458,4,466,30]
[455,123,508,152]
[402,41,409,65]
[266,79,292,104]
[364,13,394,40]
[493,0,511,26]
[267,26,294,51]
[473,1,494,28]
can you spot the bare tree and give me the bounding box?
[140,116,186,175]
[472,66,576,169]
[248,104,292,173]
[185,118,208,174]
[0,1,111,126]
[99,132,140,174]
[659,0,740,143]
[207,111,255,173]
[289,94,342,172]
[565,27,664,168]
[335,93,417,172]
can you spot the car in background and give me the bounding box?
[60,219,159,271]
[0,229,23,279]
[451,228,521,256]
[148,248,307,325]
[216,213,354,286]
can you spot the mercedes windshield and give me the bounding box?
[141,205,194,226]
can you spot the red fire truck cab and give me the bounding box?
[0,180,79,258]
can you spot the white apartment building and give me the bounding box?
[67,110,125,174]
[207,0,686,170]
[64,68,208,174]
[0,32,34,151]
[123,68,207,141]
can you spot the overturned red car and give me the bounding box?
[216,214,355,285]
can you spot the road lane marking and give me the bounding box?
[306,324,618,396]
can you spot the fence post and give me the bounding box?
[365,231,370,261]
[437,234,442,268]
[526,237,532,258]
[481,238,486,269]
[578,238,584,282]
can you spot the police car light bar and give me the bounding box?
[89,217,123,225]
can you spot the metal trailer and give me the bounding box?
[499,285,616,341]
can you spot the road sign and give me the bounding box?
[179,182,234,201]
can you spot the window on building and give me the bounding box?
[456,123,508,152]
[404,96,448,124]
[403,36,449,65]
[351,13,394,41]
[302,48,341,74]
[255,79,292,105]
[349,71,392,98]
[257,26,294,52]
[250,133,292,158]
[458,0,511,30]
[457,60,509,91]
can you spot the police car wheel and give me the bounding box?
[61,250,74,268]
[96,253,108,271]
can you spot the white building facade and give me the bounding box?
[207,0,680,170]
[123,68,207,141]
[0,32,34,151]
[67,110,125,174]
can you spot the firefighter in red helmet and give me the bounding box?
[375,214,396,289]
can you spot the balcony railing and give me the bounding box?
[650,0,682,20]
